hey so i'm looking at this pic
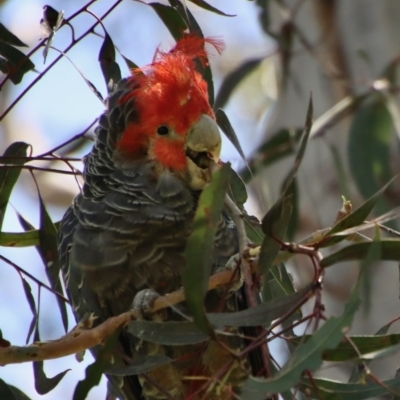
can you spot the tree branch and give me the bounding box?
[0,262,258,366]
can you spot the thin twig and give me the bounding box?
[0,254,69,304]
[0,1,122,120]
[0,165,82,175]
[0,0,99,90]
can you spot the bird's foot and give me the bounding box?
[132,289,166,321]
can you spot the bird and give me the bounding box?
[58,35,260,400]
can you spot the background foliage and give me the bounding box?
[2,0,400,399]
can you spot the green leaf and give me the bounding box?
[244,214,264,245]
[150,3,187,41]
[254,0,272,36]
[107,355,173,376]
[20,278,37,344]
[216,109,246,162]
[122,54,138,70]
[168,0,215,104]
[321,175,397,246]
[329,144,350,199]
[282,96,313,191]
[257,102,311,272]
[128,320,207,345]
[183,163,230,336]
[265,263,301,331]
[321,240,400,268]
[188,0,235,16]
[37,195,68,332]
[98,32,121,93]
[240,128,302,183]
[214,58,263,110]
[259,193,293,275]
[0,23,27,47]
[241,289,360,398]
[0,42,35,84]
[282,177,298,241]
[128,285,311,345]
[33,328,69,394]
[291,333,400,362]
[0,230,40,247]
[0,379,32,400]
[257,100,309,268]
[73,333,118,400]
[0,142,29,229]
[348,95,393,216]
[360,226,381,313]
[299,377,400,400]
[228,168,248,208]
[310,94,368,140]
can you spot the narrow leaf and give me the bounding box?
[283,96,313,191]
[128,321,207,345]
[122,54,138,70]
[0,230,41,247]
[106,355,173,376]
[329,144,350,199]
[239,128,302,183]
[291,333,400,362]
[0,42,35,84]
[0,379,32,400]
[98,32,121,93]
[321,240,400,268]
[0,23,27,47]
[325,176,397,237]
[128,285,311,345]
[37,194,68,331]
[183,163,230,336]
[216,109,246,162]
[241,289,360,398]
[150,3,187,41]
[0,142,29,229]
[348,95,393,215]
[214,58,263,110]
[20,278,37,344]
[188,0,235,16]
[259,193,293,275]
[228,168,248,208]
[33,329,69,394]
[73,333,118,400]
[299,377,400,400]
[168,0,215,104]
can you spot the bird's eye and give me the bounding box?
[157,125,169,135]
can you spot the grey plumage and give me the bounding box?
[58,75,252,399]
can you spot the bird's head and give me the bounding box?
[117,35,224,190]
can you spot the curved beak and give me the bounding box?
[183,114,222,190]
[186,114,221,162]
